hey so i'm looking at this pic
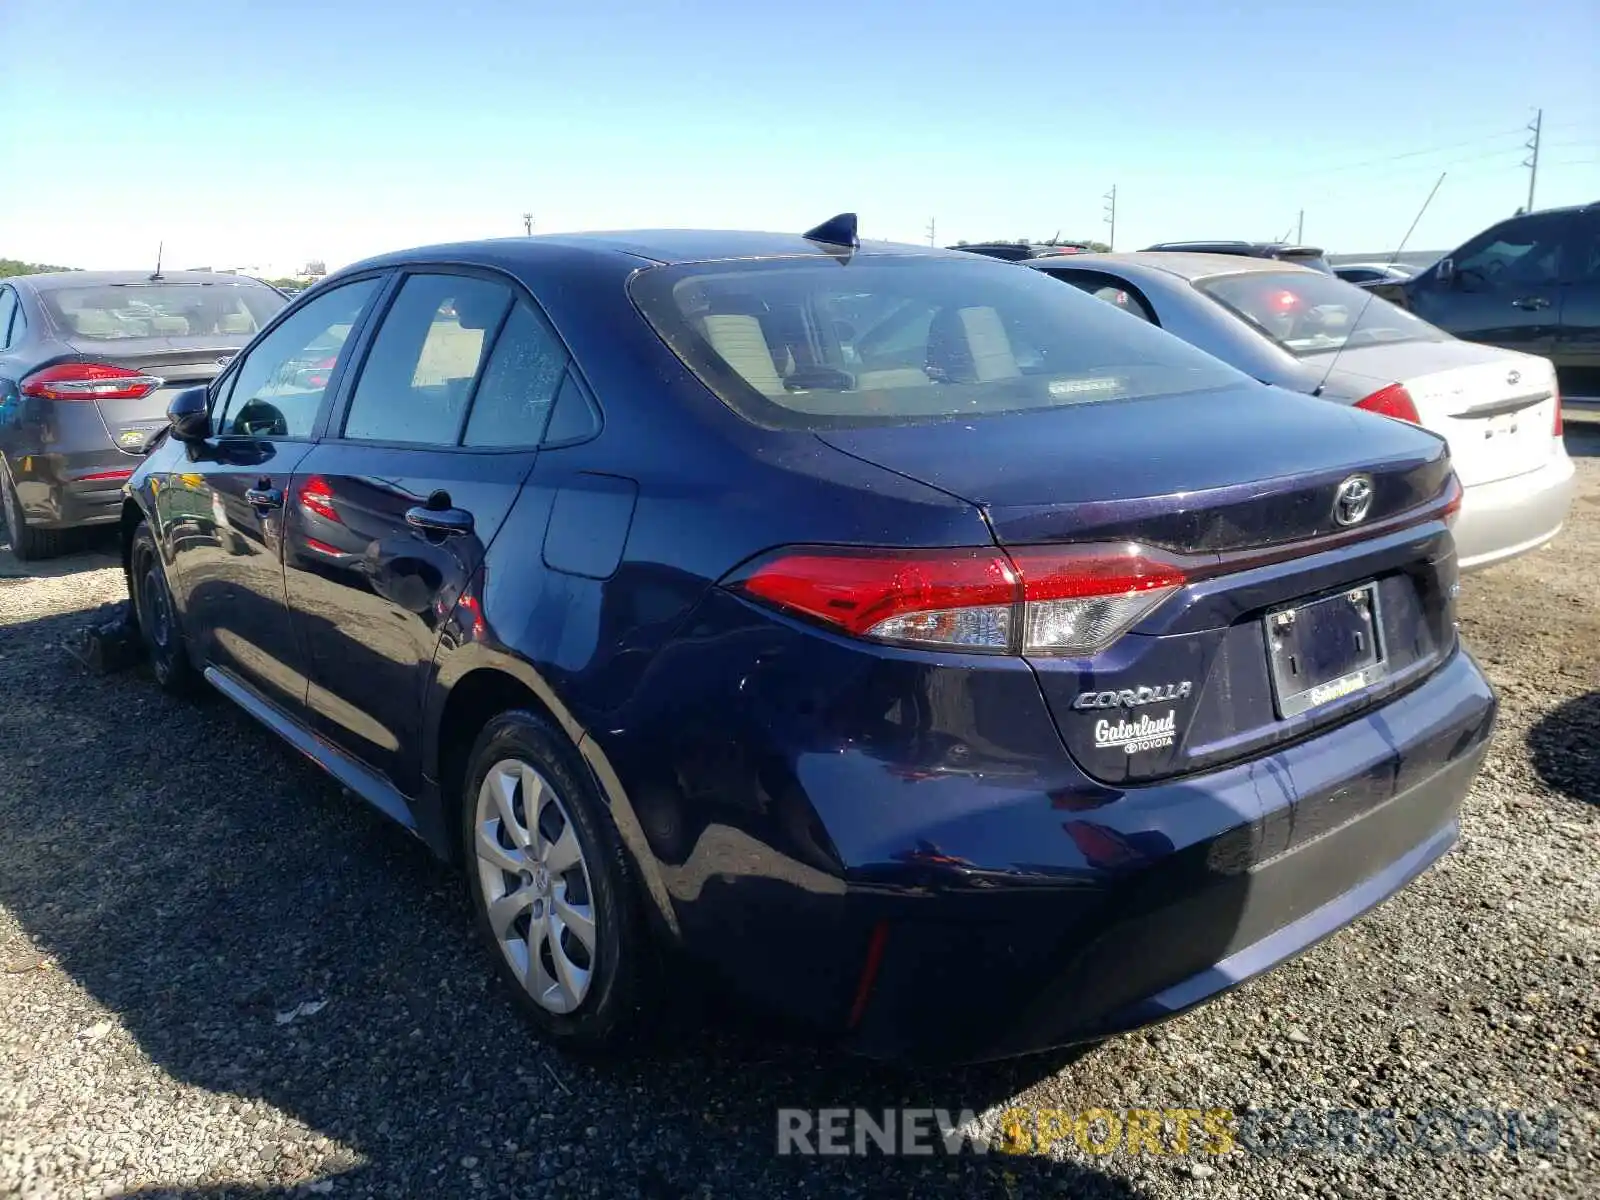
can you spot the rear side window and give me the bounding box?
[463,302,569,447]
[1044,270,1157,324]
[0,290,16,350]
[1196,270,1447,357]
[37,281,284,340]
[343,274,513,445]
[629,255,1242,430]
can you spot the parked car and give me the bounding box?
[953,241,1092,262]
[121,221,1495,1064]
[1333,262,1417,288]
[0,270,287,558]
[1374,200,1600,409]
[1029,253,1574,572]
[1143,240,1334,274]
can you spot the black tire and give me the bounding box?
[1,465,69,561]
[461,709,656,1053]
[128,521,197,694]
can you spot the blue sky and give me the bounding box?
[2,0,1596,271]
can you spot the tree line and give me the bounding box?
[0,258,78,279]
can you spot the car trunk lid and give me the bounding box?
[1317,342,1559,487]
[64,337,236,452]
[817,381,1459,786]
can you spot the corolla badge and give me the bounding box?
[1332,474,1374,527]
[1073,681,1192,710]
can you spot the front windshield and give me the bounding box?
[629,254,1246,430]
[1194,270,1447,357]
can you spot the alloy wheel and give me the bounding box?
[473,758,598,1014]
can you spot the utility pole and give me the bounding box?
[1103,185,1117,251]
[1522,109,1542,214]
[1296,209,1304,244]
[926,217,937,246]
[522,212,534,236]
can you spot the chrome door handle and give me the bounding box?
[405,505,474,537]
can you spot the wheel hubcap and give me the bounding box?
[473,759,597,1014]
[141,565,172,650]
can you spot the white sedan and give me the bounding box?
[1029,252,1575,572]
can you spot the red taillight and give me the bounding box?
[21,363,163,401]
[78,468,136,483]
[1355,382,1421,424]
[1271,289,1301,311]
[297,475,339,523]
[731,544,1186,655]
[1440,473,1464,528]
[1553,381,1563,437]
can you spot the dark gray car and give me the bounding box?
[0,271,285,558]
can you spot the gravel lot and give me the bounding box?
[2,429,1596,1200]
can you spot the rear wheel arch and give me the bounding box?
[428,661,677,936]
[119,498,146,578]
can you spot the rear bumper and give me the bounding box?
[807,649,1492,1063]
[7,451,136,529]
[1454,449,1575,572]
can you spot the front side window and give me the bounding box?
[37,280,285,341]
[629,255,1242,430]
[343,274,513,445]
[1453,215,1567,289]
[215,277,381,438]
[1195,270,1448,357]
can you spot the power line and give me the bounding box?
[1280,128,1524,179]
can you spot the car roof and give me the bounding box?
[16,270,275,292]
[1028,251,1326,283]
[345,230,965,274]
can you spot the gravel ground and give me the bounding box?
[1,429,1596,1200]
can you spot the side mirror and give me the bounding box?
[166,385,211,443]
[1435,257,1455,286]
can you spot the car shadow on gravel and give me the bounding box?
[0,604,1157,1200]
[1528,690,1600,806]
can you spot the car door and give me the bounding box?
[282,269,569,796]
[1553,208,1600,402]
[1407,211,1571,357]
[159,276,384,715]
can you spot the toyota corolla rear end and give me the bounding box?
[619,248,1498,1064]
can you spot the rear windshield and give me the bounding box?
[628,255,1245,430]
[39,281,286,341]
[1194,271,1447,357]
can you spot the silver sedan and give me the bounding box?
[1028,253,1575,572]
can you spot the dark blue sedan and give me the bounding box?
[120,216,1496,1063]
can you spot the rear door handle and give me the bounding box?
[1511,295,1551,311]
[244,485,283,509]
[405,505,474,537]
